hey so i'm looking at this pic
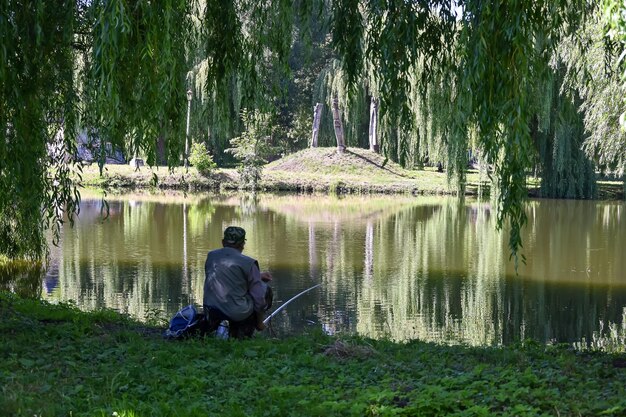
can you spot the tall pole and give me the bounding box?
[185,89,192,171]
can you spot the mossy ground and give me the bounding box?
[2,292,625,417]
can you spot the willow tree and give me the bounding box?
[604,0,626,131]
[533,62,596,199]
[330,1,593,263]
[1,0,304,261]
[2,0,198,260]
[312,59,369,148]
[186,0,297,161]
[561,11,626,180]
[0,0,603,264]
[1,1,81,259]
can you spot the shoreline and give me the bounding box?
[78,163,624,200]
[78,164,470,196]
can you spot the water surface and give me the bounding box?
[41,192,626,349]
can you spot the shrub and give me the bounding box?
[227,109,276,189]
[189,142,217,175]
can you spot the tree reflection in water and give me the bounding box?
[33,193,626,350]
[1,261,44,299]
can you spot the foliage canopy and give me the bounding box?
[1,0,625,261]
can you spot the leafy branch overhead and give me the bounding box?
[1,1,625,262]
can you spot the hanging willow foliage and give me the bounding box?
[1,0,299,260]
[0,1,79,260]
[533,64,596,199]
[328,0,589,263]
[84,0,193,168]
[560,13,626,178]
[603,0,626,130]
[445,0,588,265]
[186,0,320,160]
[0,0,607,264]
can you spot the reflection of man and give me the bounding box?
[203,226,273,338]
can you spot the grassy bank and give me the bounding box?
[78,147,624,199]
[2,292,625,417]
[78,148,485,195]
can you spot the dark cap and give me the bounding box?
[223,226,246,245]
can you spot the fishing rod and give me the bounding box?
[263,283,321,325]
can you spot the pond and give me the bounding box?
[38,192,626,348]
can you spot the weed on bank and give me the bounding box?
[1,292,625,417]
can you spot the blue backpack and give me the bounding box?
[164,305,207,339]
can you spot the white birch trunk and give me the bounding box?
[369,97,379,153]
[332,95,346,153]
[311,103,323,148]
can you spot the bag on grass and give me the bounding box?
[164,305,207,339]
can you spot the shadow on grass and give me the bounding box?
[345,149,409,178]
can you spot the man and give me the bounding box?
[203,226,273,338]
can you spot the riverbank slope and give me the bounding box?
[2,293,625,417]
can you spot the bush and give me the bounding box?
[227,109,276,189]
[189,142,217,175]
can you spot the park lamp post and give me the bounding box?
[184,89,192,171]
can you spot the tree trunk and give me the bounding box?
[156,134,167,165]
[369,97,379,153]
[332,95,346,153]
[311,103,323,148]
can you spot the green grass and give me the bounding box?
[79,164,236,191]
[77,148,624,199]
[263,148,472,195]
[2,292,625,417]
[77,148,487,196]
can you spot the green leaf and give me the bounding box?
[244,349,258,358]
[19,358,35,368]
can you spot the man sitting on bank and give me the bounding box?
[203,226,273,339]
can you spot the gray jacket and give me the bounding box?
[203,247,267,321]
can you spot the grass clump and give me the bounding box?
[323,339,377,360]
[2,292,626,416]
